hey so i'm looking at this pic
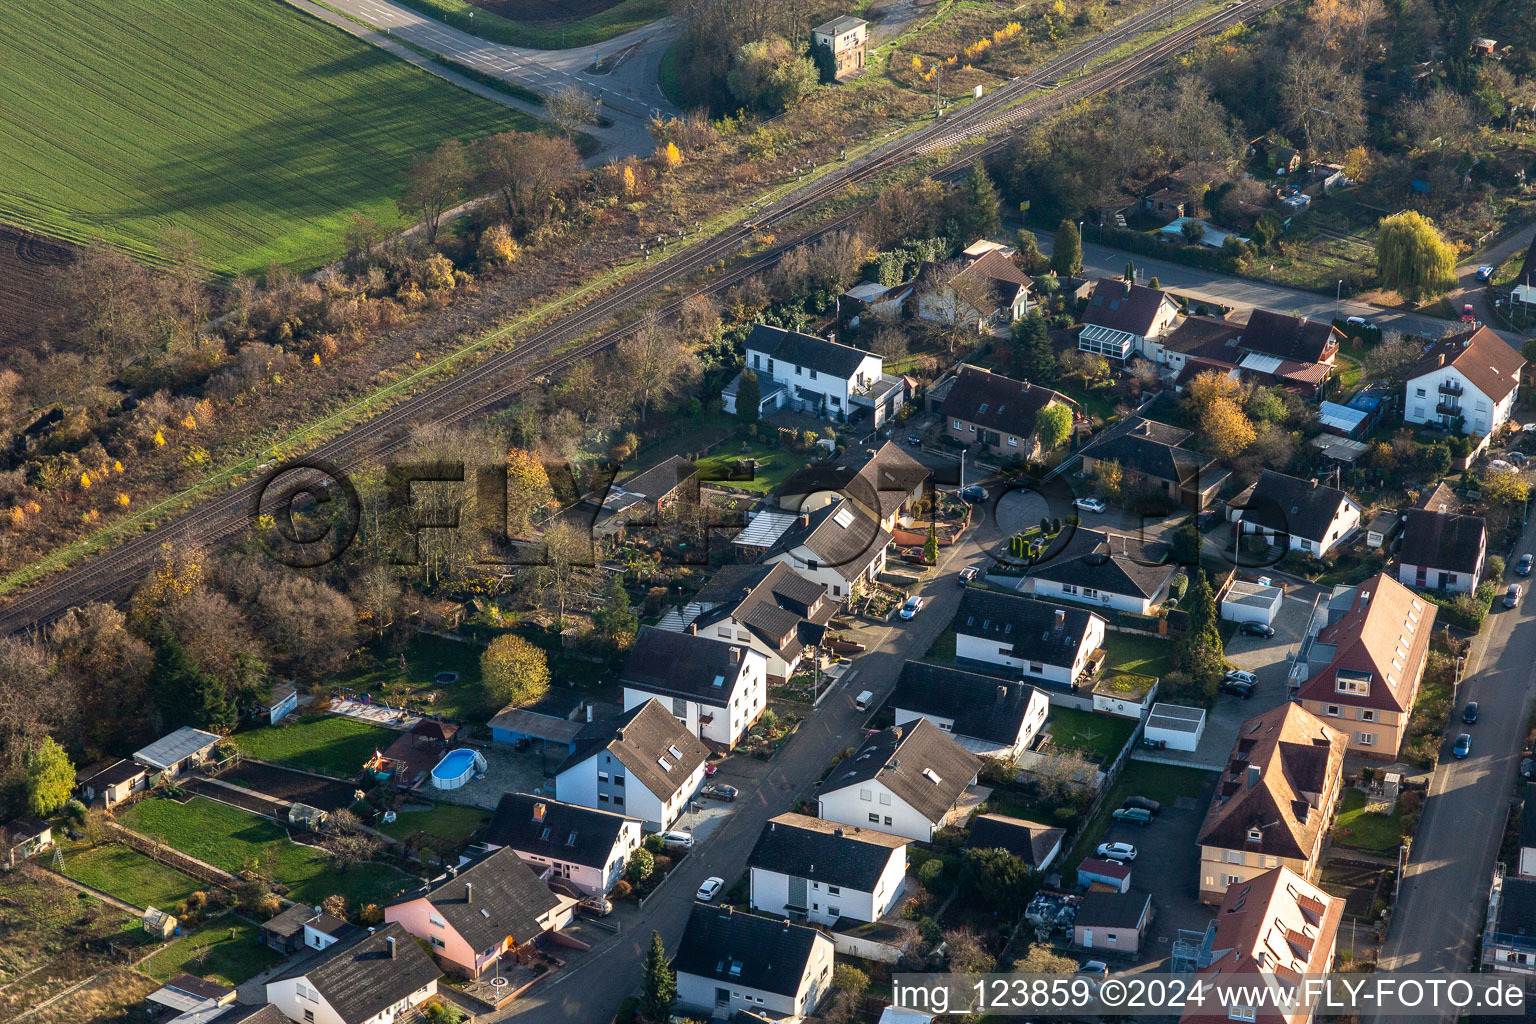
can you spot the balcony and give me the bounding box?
[1438,379,1463,396]
[1436,399,1462,417]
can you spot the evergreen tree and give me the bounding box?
[959,159,1002,240]
[1012,311,1055,383]
[1051,220,1082,276]
[924,523,939,564]
[152,629,232,732]
[1124,260,1135,283]
[640,930,676,1022]
[1180,568,1223,661]
[736,370,761,426]
[594,572,640,648]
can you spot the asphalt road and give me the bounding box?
[497,508,1005,1024]
[1372,518,1536,1016]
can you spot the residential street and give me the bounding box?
[1372,516,1536,1020]
[500,509,992,1024]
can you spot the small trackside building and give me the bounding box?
[553,699,710,831]
[266,922,442,1024]
[952,587,1106,689]
[384,847,574,979]
[889,660,1050,760]
[483,793,642,897]
[747,812,909,926]
[620,627,768,748]
[672,904,835,1021]
[815,719,982,842]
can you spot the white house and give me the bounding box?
[266,923,441,1024]
[659,562,834,684]
[133,727,222,779]
[763,499,891,600]
[1404,326,1524,436]
[1026,528,1177,614]
[1233,469,1361,558]
[915,250,1033,335]
[952,588,1106,689]
[672,905,835,1021]
[1077,279,1181,362]
[553,699,710,831]
[1396,507,1486,595]
[748,812,908,926]
[484,793,642,897]
[620,628,767,748]
[722,324,905,427]
[889,661,1050,760]
[816,719,982,842]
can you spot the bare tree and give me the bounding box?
[616,314,696,422]
[398,139,469,243]
[1279,56,1366,157]
[474,132,582,232]
[1399,90,1477,154]
[547,86,601,137]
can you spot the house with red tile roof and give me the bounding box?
[1404,325,1525,436]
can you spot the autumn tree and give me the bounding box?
[1185,370,1244,419]
[1399,90,1477,154]
[506,448,554,536]
[1095,458,1124,504]
[1206,398,1257,460]
[475,132,583,233]
[1363,330,1423,388]
[1014,943,1078,973]
[942,926,996,975]
[1376,211,1457,302]
[726,36,818,114]
[1051,219,1082,276]
[25,737,74,816]
[1035,402,1073,450]
[481,634,551,709]
[617,315,696,423]
[398,139,469,243]
[537,520,594,628]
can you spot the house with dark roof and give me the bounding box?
[266,922,442,1024]
[1397,506,1486,595]
[77,758,148,809]
[890,661,1051,759]
[1180,866,1344,1024]
[1079,417,1228,511]
[208,1006,294,1024]
[145,973,236,1021]
[778,441,930,532]
[963,813,1065,872]
[620,628,767,748]
[601,456,700,518]
[1483,873,1536,976]
[253,682,299,726]
[1027,528,1179,615]
[816,719,983,841]
[1151,315,1244,375]
[484,793,642,897]
[1240,309,1340,365]
[915,250,1034,335]
[952,588,1106,689]
[0,817,52,869]
[661,562,834,683]
[259,904,358,955]
[1073,889,1152,955]
[763,498,891,600]
[1404,325,1525,436]
[1077,279,1181,361]
[1197,704,1346,903]
[722,324,905,426]
[672,905,835,1020]
[554,699,710,830]
[938,365,1075,460]
[1293,572,1436,758]
[384,847,573,979]
[748,812,909,926]
[1232,469,1362,558]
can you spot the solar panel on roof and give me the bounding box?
[832,506,855,528]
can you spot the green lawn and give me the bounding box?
[924,626,957,662]
[695,438,814,495]
[0,0,541,272]
[335,634,498,724]
[1332,787,1404,856]
[1333,353,1364,398]
[1102,631,1175,678]
[377,802,489,842]
[144,918,281,986]
[1042,706,1137,762]
[60,843,204,911]
[388,0,669,49]
[231,712,398,779]
[122,797,413,908]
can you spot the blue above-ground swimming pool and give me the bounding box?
[430,748,486,790]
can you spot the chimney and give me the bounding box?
[1054,608,1066,631]
[386,935,396,959]
[1438,353,1446,367]
[834,828,844,838]
[533,802,546,822]
[798,514,810,528]
[729,646,742,664]
[686,621,698,635]
[996,685,1008,705]
[770,821,776,831]
[1246,764,1261,788]
[465,882,473,904]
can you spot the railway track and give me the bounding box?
[0,0,1280,634]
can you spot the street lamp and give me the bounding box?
[1336,279,1343,320]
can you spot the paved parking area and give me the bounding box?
[1145,590,1317,769]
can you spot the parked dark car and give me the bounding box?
[701,784,738,802]
[1240,621,1276,638]
[1220,680,1255,698]
[1518,554,1533,577]
[958,485,988,503]
[1463,702,1479,724]
[1123,796,1161,814]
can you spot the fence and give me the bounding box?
[102,820,241,891]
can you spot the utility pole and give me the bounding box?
[932,63,943,119]
[1336,278,1343,320]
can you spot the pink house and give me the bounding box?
[384,847,577,978]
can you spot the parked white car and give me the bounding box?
[696,876,724,901]
[1225,669,1258,685]
[660,830,694,849]
[1096,842,1137,862]
[1074,497,1107,513]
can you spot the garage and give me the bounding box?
[1144,704,1206,752]
[1220,579,1283,626]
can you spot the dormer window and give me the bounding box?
[1247,826,1263,843]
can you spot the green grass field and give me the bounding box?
[0,0,540,272]
[231,712,398,778]
[122,796,413,907]
[144,918,281,986]
[377,801,489,842]
[60,843,205,911]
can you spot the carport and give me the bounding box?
[1144,704,1205,752]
